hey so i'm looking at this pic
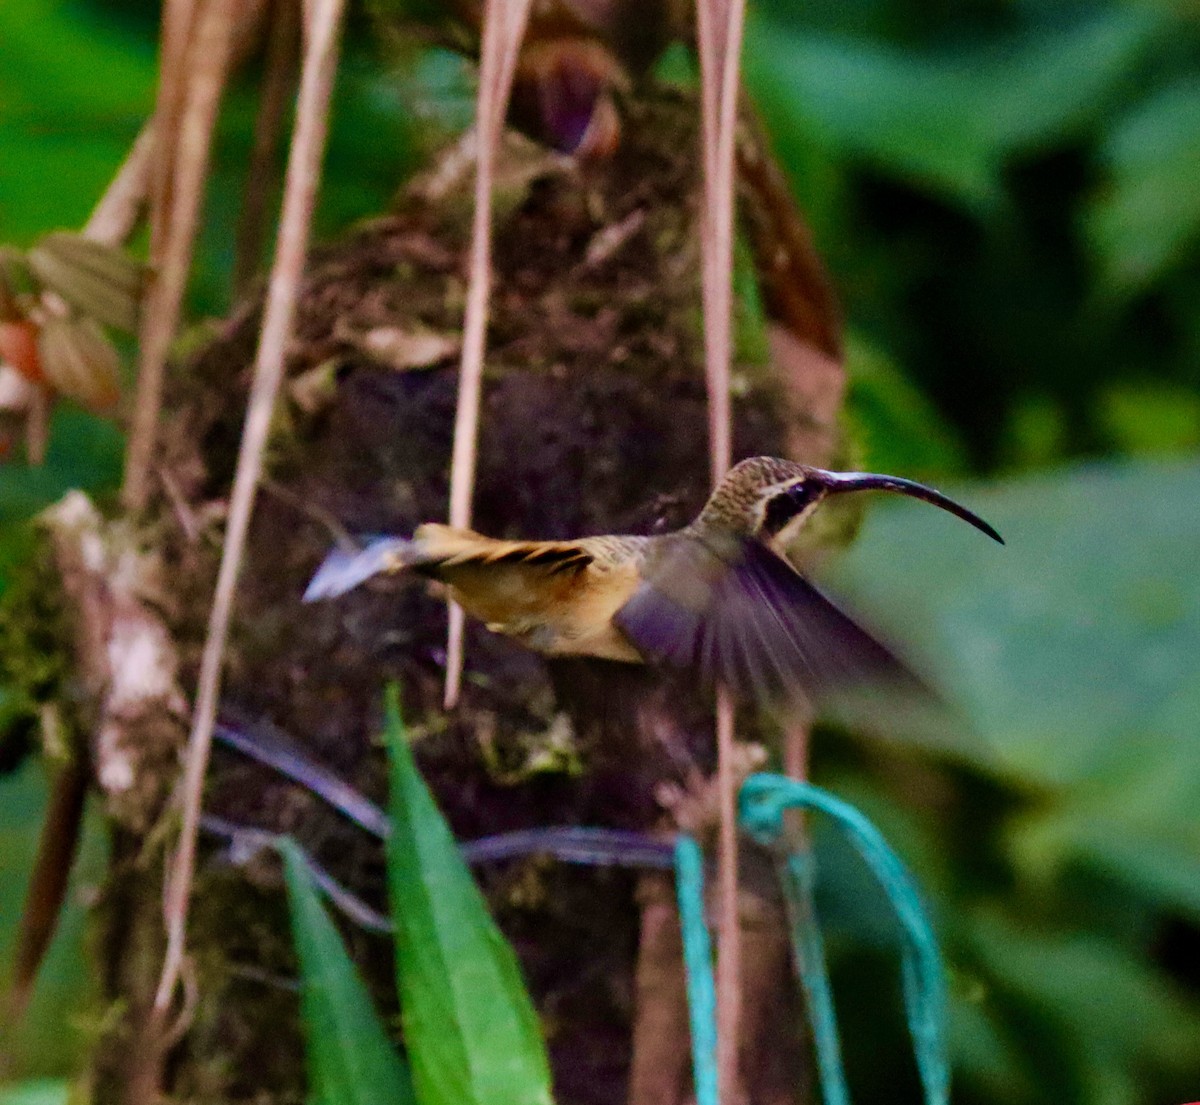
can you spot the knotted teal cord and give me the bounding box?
[740,773,951,1105]
[673,773,951,1105]
[674,835,719,1105]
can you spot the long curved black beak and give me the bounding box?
[813,469,1004,544]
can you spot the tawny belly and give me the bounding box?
[443,562,644,662]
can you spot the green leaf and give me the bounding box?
[1087,76,1200,292]
[0,406,124,526]
[383,686,554,1105]
[1094,382,1200,456]
[744,7,1165,211]
[0,761,106,1079]
[961,910,1200,1103]
[1008,710,1200,918]
[845,334,965,478]
[825,459,1200,916]
[281,839,416,1105]
[0,0,155,244]
[827,459,1200,782]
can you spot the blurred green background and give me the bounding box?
[2,0,1198,1102]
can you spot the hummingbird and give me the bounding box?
[303,457,1002,712]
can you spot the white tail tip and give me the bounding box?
[302,537,410,602]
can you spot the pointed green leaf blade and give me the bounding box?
[281,839,416,1105]
[744,6,1164,212]
[825,459,1200,918]
[383,686,554,1105]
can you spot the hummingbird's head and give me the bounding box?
[698,456,1004,546]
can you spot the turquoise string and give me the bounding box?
[779,848,849,1105]
[673,773,951,1105]
[674,836,719,1105]
[739,773,951,1105]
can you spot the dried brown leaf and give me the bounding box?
[0,248,35,321]
[337,320,460,371]
[27,236,143,334]
[287,359,339,414]
[37,316,122,412]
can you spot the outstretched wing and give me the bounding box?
[614,535,928,711]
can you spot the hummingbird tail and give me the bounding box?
[302,537,413,602]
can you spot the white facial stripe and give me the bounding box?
[770,500,822,548]
[752,480,803,529]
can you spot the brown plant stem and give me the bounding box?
[735,104,842,363]
[714,684,742,1101]
[696,0,748,1100]
[233,0,302,297]
[443,0,533,709]
[155,0,347,1016]
[123,0,237,512]
[148,0,199,252]
[0,758,88,1067]
[85,122,156,248]
[784,717,811,783]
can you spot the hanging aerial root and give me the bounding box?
[155,0,349,1023]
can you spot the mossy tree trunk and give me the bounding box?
[21,86,844,1105]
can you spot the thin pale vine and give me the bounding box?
[233,0,301,297]
[443,0,534,710]
[123,0,238,512]
[696,0,749,1099]
[154,0,348,1016]
[84,122,155,248]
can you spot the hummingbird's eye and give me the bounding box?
[762,482,817,536]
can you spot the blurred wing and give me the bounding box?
[614,536,929,711]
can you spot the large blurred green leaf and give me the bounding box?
[1094,382,1200,456]
[383,687,554,1105]
[826,459,1200,915]
[745,7,1165,210]
[1086,76,1200,292]
[0,762,105,1079]
[281,839,416,1105]
[0,0,154,242]
[960,910,1200,1105]
[809,758,1200,1105]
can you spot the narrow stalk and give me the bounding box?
[442,0,533,709]
[154,0,347,1015]
[123,0,236,512]
[0,759,88,1056]
[714,684,741,1101]
[85,121,156,248]
[696,0,749,1099]
[148,0,199,251]
[233,0,301,297]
